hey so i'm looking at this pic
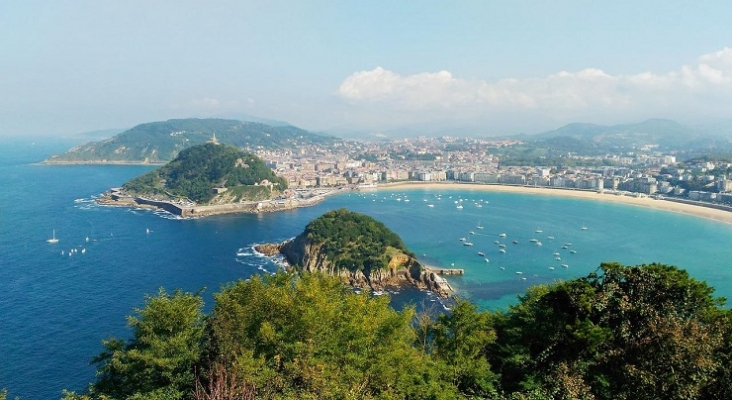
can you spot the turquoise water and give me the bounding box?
[2,139,732,398]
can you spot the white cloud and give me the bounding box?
[336,47,732,125]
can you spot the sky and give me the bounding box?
[1,1,732,137]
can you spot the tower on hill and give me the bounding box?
[208,132,219,145]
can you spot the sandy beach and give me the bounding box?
[377,181,732,225]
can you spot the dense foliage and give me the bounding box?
[122,143,287,203]
[45,118,339,163]
[303,208,415,273]
[17,260,730,400]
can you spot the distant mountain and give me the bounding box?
[530,119,705,150]
[44,118,339,164]
[122,143,287,204]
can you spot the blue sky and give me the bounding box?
[2,1,732,137]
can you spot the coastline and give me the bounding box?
[377,181,732,225]
[97,180,732,224]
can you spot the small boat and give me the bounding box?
[561,264,569,268]
[499,233,506,238]
[562,245,568,249]
[556,257,561,261]
[535,228,543,233]
[516,271,523,275]
[570,250,577,254]
[146,228,151,234]
[564,243,573,246]
[521,277,527,281]
[459,237,467,242]
[548,266,555,270]
[476,220,484,229]
[494,240,500,244]
[484,258,490,263]
[498,244,506,248]
[553,252,560,256]
[47,230,59,244]
[469,231,475,235]
[478,251,485,256]
[499,248,506,253]
[476,204,483,208]
[85,236,90,243]
[427,204,434,208]
[530,238,538,243]
[547,236,555,240]
[536,241,543,246]
[581,226,588,230]
[500,266,506,270]
[81,248,86,254]
[463,242,474,246]
[456,205,463,209]
[512,240,519,244]
[404,199,410,202]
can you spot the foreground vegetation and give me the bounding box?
[34,262,728,400]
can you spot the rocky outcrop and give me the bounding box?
[255,235,455,298]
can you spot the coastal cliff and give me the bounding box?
[256,209,457,297]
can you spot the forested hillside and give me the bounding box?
[44,118,339,163]
[122,143,287,203]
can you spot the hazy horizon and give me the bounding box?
[2,1,732,138]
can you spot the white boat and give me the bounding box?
[499,248,506,253]
[512,240,519,244]
[516,271,523,275]
[562,264,569,268]
[548,266,555,270]
[146,228,151,234]
[478,251,485,256]
[500,266,505,270]
[476,220,484,229]
[46,230,59,244]
[530,238,538,243]
[535,228,543,233]
[498,244,506,248]
[463,241,474,246]
[456,205,463,209]
[581,226,588,230]
[570,250,577,254]
[469,231,475,235]
[536,241,543,246]
[459,237,467,242]
[85,236,90,242]
[427,204,434,208]
[484,258,490,263]
[547,236,555,240]
[499,233,506,238]
[81,248,86,254]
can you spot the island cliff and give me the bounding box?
[256,209,458,298]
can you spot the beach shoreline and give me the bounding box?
[374,181,732,225]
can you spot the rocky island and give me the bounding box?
[256,208,459,297]
[97,142,305,217]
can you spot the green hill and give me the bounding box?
[44,118,339,163]
[122,143,287,204]
[299,208,415,274]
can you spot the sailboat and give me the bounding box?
[476,220,484,230]
[46,230,59,244]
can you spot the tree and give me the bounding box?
[90,288,205,399]
[490,263,730,399]
[432,300,498,397]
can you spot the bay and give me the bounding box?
[2,139,732,398]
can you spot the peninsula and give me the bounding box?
[98,142,305,217]
[255,208,459,297]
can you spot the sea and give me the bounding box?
[3,138,732,399]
